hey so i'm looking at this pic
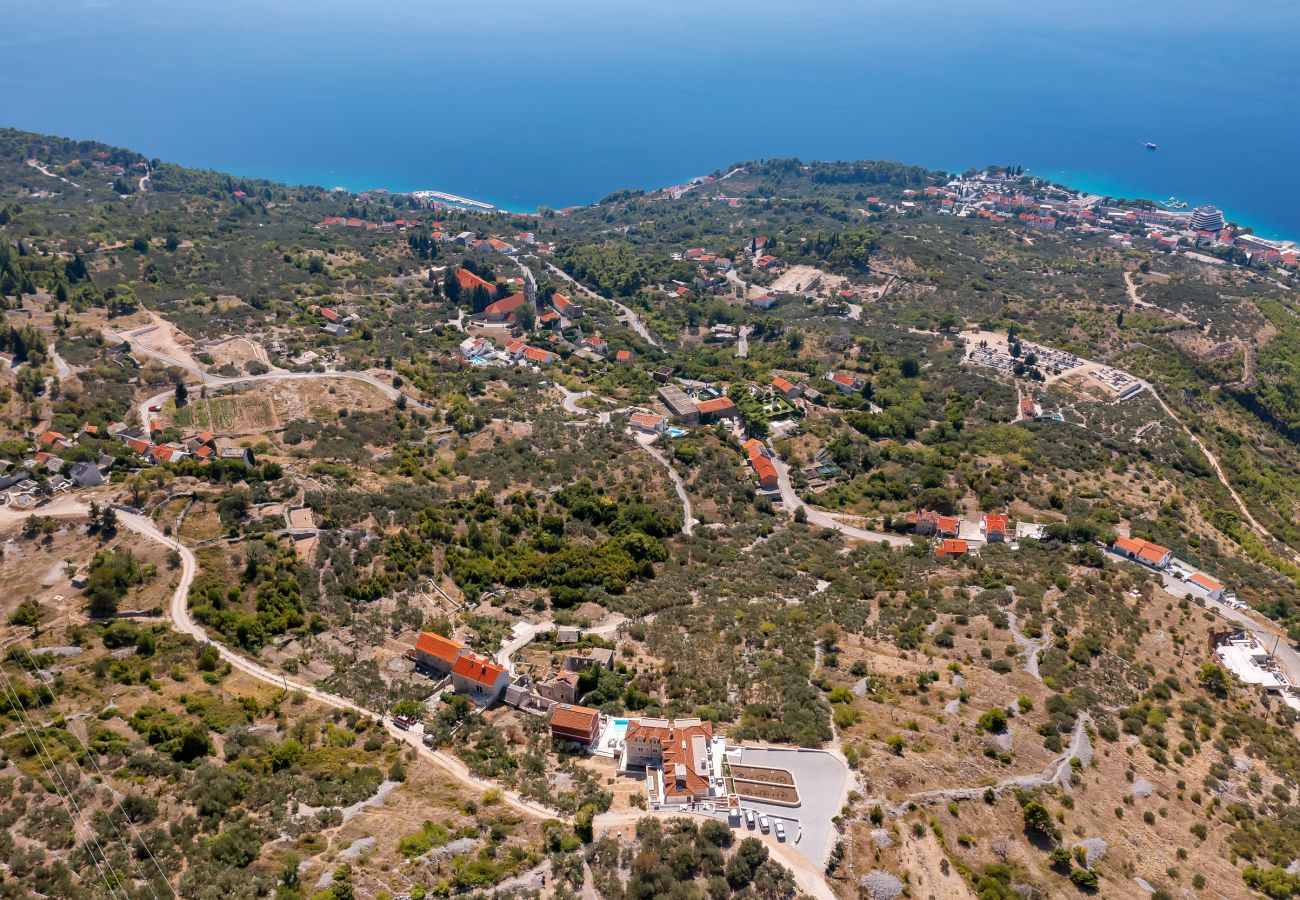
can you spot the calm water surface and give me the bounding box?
[3,0,1298,235]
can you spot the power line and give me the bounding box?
[0,661,128,899]
[12,642,176,898]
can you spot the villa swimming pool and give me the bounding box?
[666,427,688,438]
[610,718,630,739]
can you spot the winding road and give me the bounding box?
[634,433,696,535]
[1140,377,1300,567]
[539,260,660,348]
[552,385,696,536]
[769,453,911,547]
[893,713,1093,812]
[0,499,557,822]
[0,499,831,898]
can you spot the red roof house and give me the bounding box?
[411,631,469,675]
[1111,535,1172,569]
[455,268,496,295]
[482,292,529,323]
[695,397,737,422]
[549,704,601,745]
[981,513,1011,542]
[450,653,509,703]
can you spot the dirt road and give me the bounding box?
[769,453,910,547]
[0,500,556,822]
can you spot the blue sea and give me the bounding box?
[4,0,1299,238]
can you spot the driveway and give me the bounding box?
[726,746,850,867]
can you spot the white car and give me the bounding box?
[758,814,770,833]
[745,809,755,828]
[775,821,786,841]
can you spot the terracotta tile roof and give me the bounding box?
[616,349,633,363]
[771,376,795,394]
[415,631,468,665]
[549,703,600,736]
[455,268,494,293]
[1114,535,1170,565]
[749,452,778,484]
[742,438,767,457]
[627,719,714,801]
[1189,572,1223,592]
[983,513,1010,534]
[451,653,506,687]
[553,292,575,311]
[37,431,68,446]
[695,397,737,416]
[523,346,557,364]
[630,412,665,430]
[937,538,968,556]
[484,292,528,317]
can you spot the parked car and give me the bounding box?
[392,714,418,730]
[775,821,786,841]
[744,809,755,828]
[422,732,435,746]
[758,815,770,833]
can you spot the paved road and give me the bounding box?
[494,613,628,674]
[552,385,694,536]
[539,260,660,348]
[769,453,911,547]
[26,158,81,189]
[1106,548,1300,688]
[49,344,71,379]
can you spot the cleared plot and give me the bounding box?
[732,779,799,805]
[206,394,276,432]
[731,764,794,786]
[171,401,211,429]
[207,396,240,431]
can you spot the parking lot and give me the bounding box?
[726,746,850,866]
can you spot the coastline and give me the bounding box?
[302,163,1292,243]
[1031,167,1288,241]
[154,154,1296,244]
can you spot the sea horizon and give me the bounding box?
[6,0,1297,241]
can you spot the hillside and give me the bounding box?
[2,127,1299,900]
